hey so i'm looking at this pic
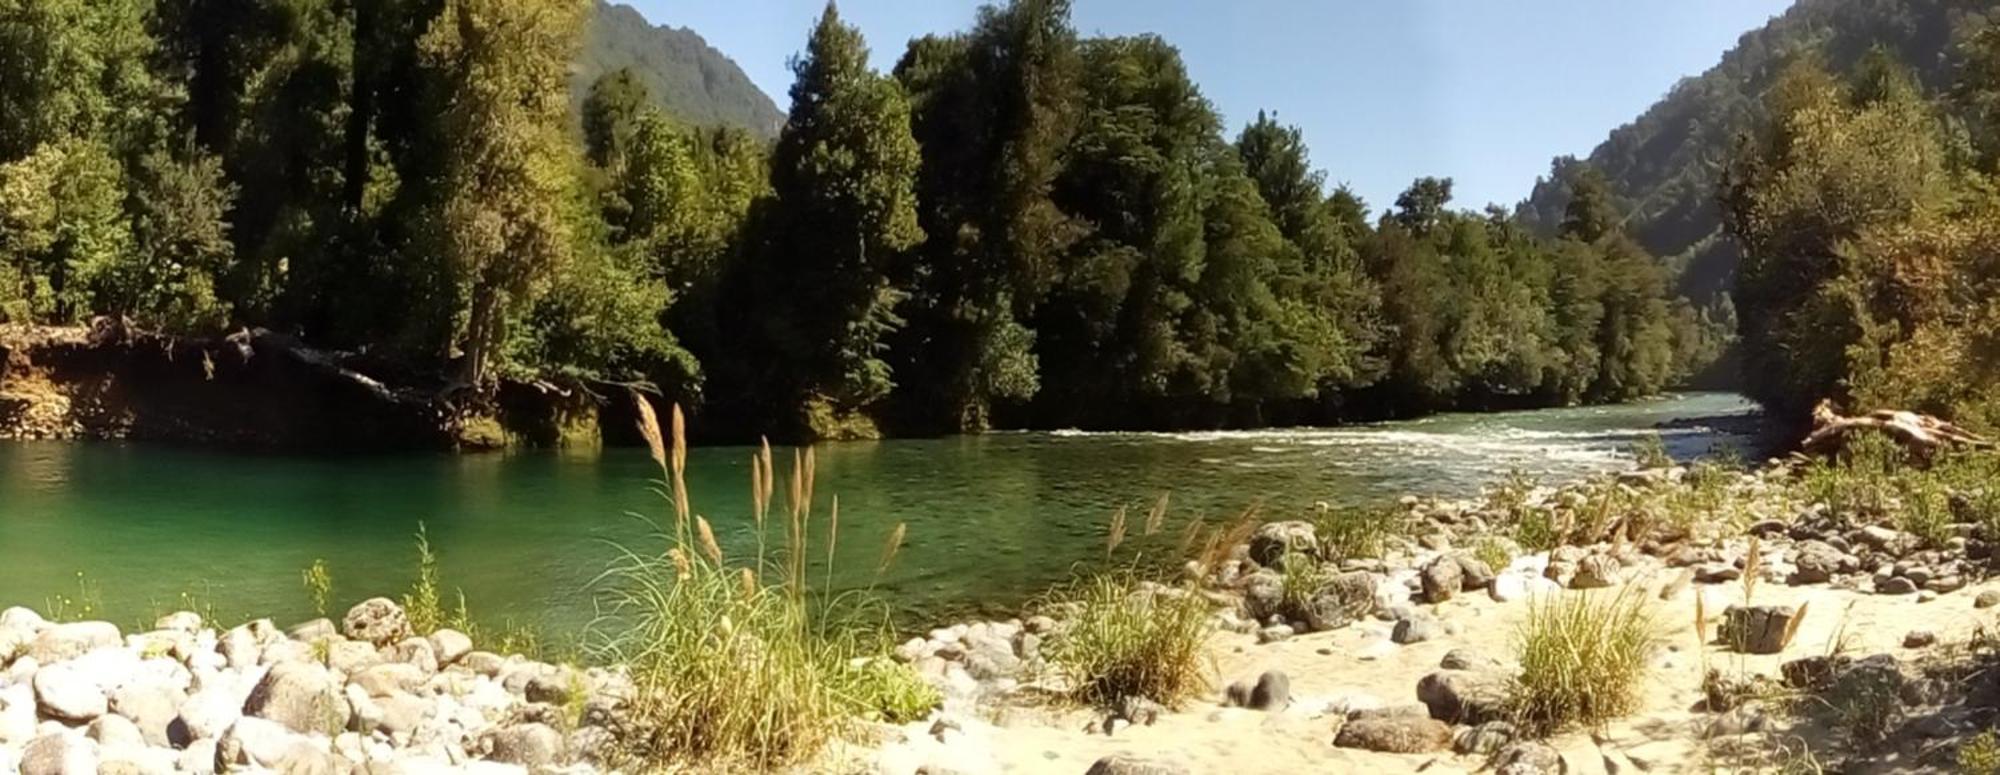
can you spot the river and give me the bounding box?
[0,392,1760,634]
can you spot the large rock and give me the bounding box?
[83,714,145,749]
[1084,755,1190,775]
[1455,555,1497,591]
[170,685,246,746]
[1334,716,1453,753]
[111,682,186,747]
[1,684,37,744]
[1416,670,1510,724]
[27,621,120,664]
[485,722,563,768]
[1248,670,1290,711]
[1420,555,1464,603]
[1303,572,1378,630]
[1789,540,1850,585]
[341,598,410,648]
[242,661,350,735]
[18,731,96,775]
[1719,605,1798,655]
[1247,521,1318,566]
[32,662,107,722]
[216,717,308,769]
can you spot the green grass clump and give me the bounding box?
[1470,535,1514,572]
[594,398,932,770]
[1509,585,1664,736]
[1050,572,1212,709]
[1312,504,1397,561]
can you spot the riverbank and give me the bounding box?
[6,444,1999,773]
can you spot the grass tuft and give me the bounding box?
[301,559,333,619]
[1509,584,1664,736]
[1048,572,1212,708]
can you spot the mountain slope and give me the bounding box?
[1516,0,1985,303]
[574,1,784,138]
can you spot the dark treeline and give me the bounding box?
[0,0,1727,441]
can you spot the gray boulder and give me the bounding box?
[1719,605,1798,654]
[1420,555,1464,603]
[242,661,350,735]
[1416,669,1510,724]
[1247,521,1318,566]
[341,598,411,648]
[1334,716,1453,753]
[485,722,564,769]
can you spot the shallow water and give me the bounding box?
[0,393,1759,632]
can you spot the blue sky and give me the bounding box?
[624,0,1794,213]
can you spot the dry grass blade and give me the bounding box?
[1144,492,1171,536]
[633,392,666,475]
[878,522,906,575]
[1780,599,1811,651]
[1106,504,1128,558]
[1742,536,1763,604]
[697,516,723,565]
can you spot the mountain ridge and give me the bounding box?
[574,1,785,139]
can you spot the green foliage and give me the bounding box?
[1049,572,1212,708]
[1470,535,1515,573]
[404,523,444,636]
[1632,432,1672,469]
[1960,730,2000,775]
[1509,585,1664,736]
[1311,504,1397,561]
[301,559,333,619]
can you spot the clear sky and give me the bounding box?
[623,0,1794,213]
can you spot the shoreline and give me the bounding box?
[7,449,2000,772]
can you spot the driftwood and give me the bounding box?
[1799,399,1994,462]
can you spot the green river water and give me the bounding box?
[0,393,1759,634]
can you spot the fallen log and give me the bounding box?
[1799,399,1994,463]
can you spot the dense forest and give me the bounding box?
[9,0,1975,443]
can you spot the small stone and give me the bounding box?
[1490,573,1530,602]
[1493,741,1565,774]
[1256,624,1295,644]
[1439,648,1501,671]
[84,714,144,749]
[1694,563,1741,583]
[1391,616,1437,644]
[19,731,97,775]
[153,612,202,634]
[1453,720,1518,755]
[1248,670,1290,711]
[1926,575,1967,594]
[1334,716,1452,753]
[1420,555,1464,603]
[1718,605,1799,654]
[285,619,337,642]
[1977,589,2000,609]
[1904,630,1938,649]
[429,629,473,667]
[1570,555,1622,589]
[1877,576,1919,595]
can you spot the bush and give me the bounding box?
[1509,585,1663,735]
[1312,504,1397,561]
[1632,432,1672,469]
[594,398,932,769]
[1050,572,1212,708]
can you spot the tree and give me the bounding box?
[415,0,588,385]
[748,2,924,437]
[582,67,648,169]
[0,0,159,163]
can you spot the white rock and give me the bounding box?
[84,713,144,749]
[176,738,218,775]
[109,680,184,747]
[0,683,37,744]
[27,622,120,664]
[173,687,246,744]
[218,717,306,768]
[0,607,48,634]
[18,730,95,775]
[1490,573,1530,602]
[96,742,175,775]
[153,612,202,635]
[429,629,473,668]
[32,662,107,722]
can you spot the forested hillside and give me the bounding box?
[0,0,1728,443]
[575,1,783,138]
[1518,0,1993,304]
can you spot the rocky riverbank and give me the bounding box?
[6,451,1999,773]
[841,454,2000,773]
[0,598,630,774]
